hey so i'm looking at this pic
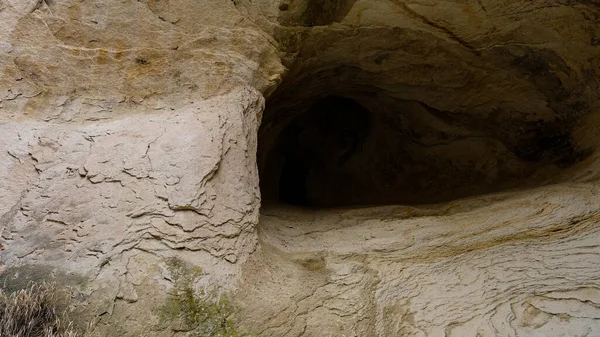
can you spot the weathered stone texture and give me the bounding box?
[1,0,600,336]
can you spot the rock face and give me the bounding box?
[1,0,599,336]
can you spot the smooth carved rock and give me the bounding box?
[1,0,599,336]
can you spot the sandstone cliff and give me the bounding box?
[1,0,599,336]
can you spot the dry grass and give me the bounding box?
[0,282,87,337]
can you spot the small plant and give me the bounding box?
[0,282,87,337]
[159,257,242,337]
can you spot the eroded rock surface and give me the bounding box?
[1,0,599,336]
[242,184,600,336]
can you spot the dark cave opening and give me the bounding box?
[276,96,372,206]
[258,70,590,208]
[253,12,600,209]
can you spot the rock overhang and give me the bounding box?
[257,11,599,207]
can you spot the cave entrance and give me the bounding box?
[258,78,588,208]
[258,30,591,208]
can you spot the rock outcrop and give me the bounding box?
[1,0,599,336]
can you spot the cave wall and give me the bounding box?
[0,1,281,335]
[0,0,599,336]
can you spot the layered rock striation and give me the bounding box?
[1,0,599,336]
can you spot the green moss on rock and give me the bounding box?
[159,257,246,337]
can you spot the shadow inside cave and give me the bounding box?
[258,91,589,208]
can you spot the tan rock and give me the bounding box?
[0,0,599,336]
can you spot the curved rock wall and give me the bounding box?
[0,0,282,334]
[1,0,599,336]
